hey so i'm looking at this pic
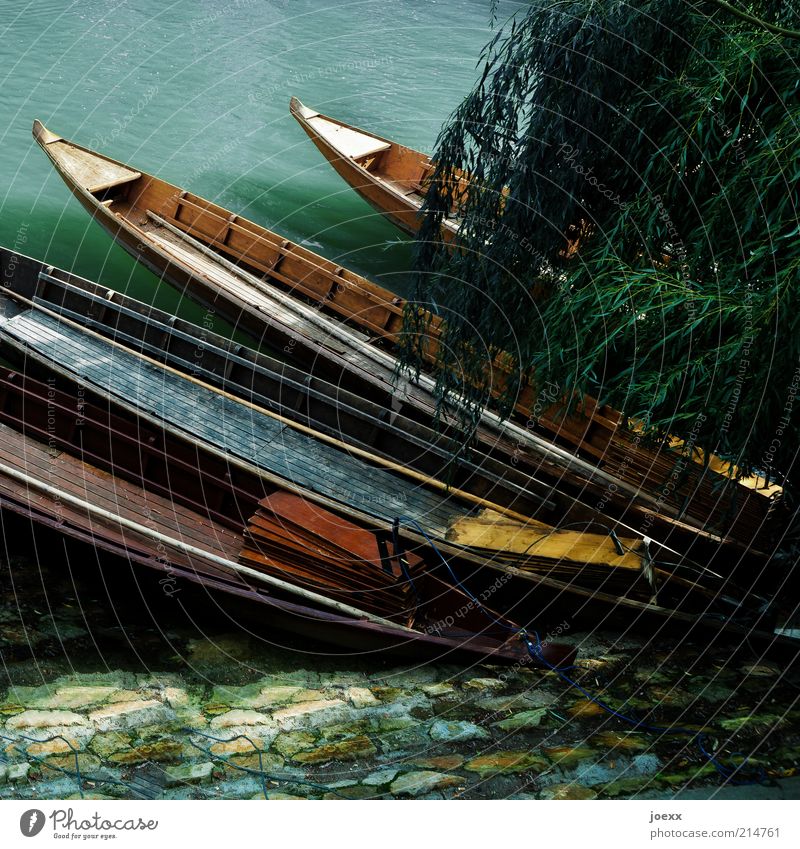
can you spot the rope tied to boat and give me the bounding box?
[394,514,770,786]
[521,631,769,786]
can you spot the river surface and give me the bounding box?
[1,0,504,315]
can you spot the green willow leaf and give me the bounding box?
[400,0,800,491]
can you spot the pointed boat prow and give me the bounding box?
[289,96,318,121]
[32,119,61,146]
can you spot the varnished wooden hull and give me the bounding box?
[31,121,782,561]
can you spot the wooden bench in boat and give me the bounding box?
[302,111,392,161]
[240,492,423,623]
[33,123,141,194]
[0,306,466,539]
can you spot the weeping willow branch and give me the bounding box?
[402,0,800,483]
[711,1,800,40]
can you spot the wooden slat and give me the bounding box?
[153,207,402,334]
[0,308,466,537]
[238,493,418,621]
[0,422,242,572]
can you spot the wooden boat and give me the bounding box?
[290,97,460,241]
[31,119,594,455]
[0,252,789,653]
[0,248,559,521]
[0,425,546,662]
[0,352,573,666]
[289,105,786,499]
[0,246,770,574]
[0,367,788,656]
[31,121,783,560]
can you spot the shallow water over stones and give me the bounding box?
[1,525,799,800]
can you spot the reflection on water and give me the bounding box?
[1,0,502,312]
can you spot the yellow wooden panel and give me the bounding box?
[447,510,642,569]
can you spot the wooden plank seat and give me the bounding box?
[47,141,141,194]
[145,207,404,334]
[31,123,142,193]
[305,114,391,161]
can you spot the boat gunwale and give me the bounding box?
[0,301,782,650]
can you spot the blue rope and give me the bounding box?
[396,515,769,786]
[523,631,768,785]
[1,729,85,799]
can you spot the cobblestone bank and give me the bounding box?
[1,548,799,800]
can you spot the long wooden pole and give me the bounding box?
[0,458,417,632]
[3,286,537,526]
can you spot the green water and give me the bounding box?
[1,0,499,318]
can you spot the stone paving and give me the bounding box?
[1,543,799,800]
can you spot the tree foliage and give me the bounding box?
[402,0,800,486]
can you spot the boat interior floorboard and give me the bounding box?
[0,308,467,537]
[0,421,242,576]
[134,221,438,406]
